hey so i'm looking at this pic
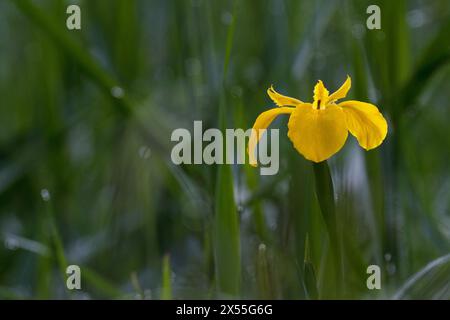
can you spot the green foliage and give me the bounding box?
[0,0,449,299]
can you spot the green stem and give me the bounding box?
[161,255,172,300]
[313,161,342,297]
[213,0,240,297]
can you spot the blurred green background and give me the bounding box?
[0,0,449,299]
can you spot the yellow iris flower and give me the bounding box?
[248,76,388,164]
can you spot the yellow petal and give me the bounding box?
[328,75,351,102]
[267,86,303,107]
[248,107,294,166]
[313,80,329,106]
[339,100,388,150]
[287,104,348,162]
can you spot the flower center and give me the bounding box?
[313,99,328,110]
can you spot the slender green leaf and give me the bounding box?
[161,254,172,300]
[393,254,450,300]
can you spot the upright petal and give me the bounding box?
[339,100,388,150]
[267,86,303,106]
[313,80,329,106]
[248,107,294,166]
[328,76,351,102]
[287,104,348,162]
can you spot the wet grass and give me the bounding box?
[0,0,449,299]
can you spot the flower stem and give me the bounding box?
[313,161,342,297]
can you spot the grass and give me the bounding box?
[0,0,449,299]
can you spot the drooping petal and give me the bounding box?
[267,86,303,106]
[287,104,348,162]
[248,107,294,166]
[313,80,329,106]
[328,75,351,102]
[339,100,388,150]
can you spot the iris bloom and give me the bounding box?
[248,76,388,163]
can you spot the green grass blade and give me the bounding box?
[213,0,240,298]
[11,0,142,120]
[41,192,68,293]
[214,158,240,296]
[82,267,124,299]
[256,244,274,299]
[302,235,318,300]
[400,18,450,112]
[161,254,172,300]
[303,260,319,300]
[393,254,450,300]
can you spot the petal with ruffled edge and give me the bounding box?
[248,107,294,166]
[339,100,388,150]
[287,104,348,162]
[267,86,303,107]
[313,80,329,106]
